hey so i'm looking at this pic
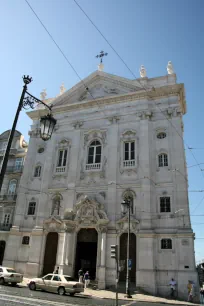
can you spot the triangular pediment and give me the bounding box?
[51,71,143,108]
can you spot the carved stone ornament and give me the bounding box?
[99,192,106,199]
[73,121,83,129]
[139,65,147,78]
[44,216,65,233]
[72,195,109,231]
[116,215,139,233]
[108,116,120,124]
[122,130,136,137]
[84,130,107,147]
[167,61,174,75]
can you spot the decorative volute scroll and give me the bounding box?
[65,195,109,232]
[116,215,140,233]
[43,216,65,233]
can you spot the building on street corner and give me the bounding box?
[0,130,27,265]
[2,62,198,299]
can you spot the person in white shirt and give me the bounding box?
[169,278,177,297]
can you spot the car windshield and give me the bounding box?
[6,268,16,273]
[64,276,75,282]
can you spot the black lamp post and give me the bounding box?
[121,198,132,299]
[0,75,56,193]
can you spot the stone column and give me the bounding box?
[56,232,66,274]
[98,228,107,289]
[63,229,74,275]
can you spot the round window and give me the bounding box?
[157,132,166,139]
[38,147,44,153]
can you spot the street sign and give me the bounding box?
[128,259,132,268]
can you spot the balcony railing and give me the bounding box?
[123,160,136,167]
[0,148,17,155]
[0,224,12,231]
[86,163,101,170]
[6,166,24,173]
[55,166,66,173]
[0,194,17,201]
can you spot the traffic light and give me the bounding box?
[111,245,118,260]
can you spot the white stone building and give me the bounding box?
[3,64,198,298]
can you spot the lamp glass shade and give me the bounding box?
[40,114,56,141]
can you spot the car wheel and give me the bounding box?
[0,278,5,285]
[58,286,65,296]
[29,282,36,291]
[70,293,75,296]
[11,282,17,287]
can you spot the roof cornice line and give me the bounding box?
[27,83,185,120]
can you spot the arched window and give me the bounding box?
[34,165,41,177]
[87,140,102,165]
[8,180,17,195]
[161,238,172,249]
[158,153,168,167]
[121,191,134,215]
[22,236,30,245]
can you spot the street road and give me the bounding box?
[0,284,126,306]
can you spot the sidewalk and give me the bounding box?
[22,278,198,305]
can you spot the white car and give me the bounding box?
[0,267,23,286]
[28,274,84,296]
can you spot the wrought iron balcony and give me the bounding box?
[0,194,17,201]
[0,224,12,231]
[0,148,17,156]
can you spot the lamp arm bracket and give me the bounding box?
[23,91,53,111]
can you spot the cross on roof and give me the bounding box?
[96,50,108,63]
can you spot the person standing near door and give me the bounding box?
[78,268,84,283]
[84,271,90,289]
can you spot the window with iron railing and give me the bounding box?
[123,141,135,167]
[86,140,102,170]
[56,149,67,173]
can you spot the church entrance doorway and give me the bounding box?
[0,241,6,265]
[75,229,98,280]
[43,232,58,276]
[119,233,136,282]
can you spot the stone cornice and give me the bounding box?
[27,83,186,120]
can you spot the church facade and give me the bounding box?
[3,64,198,298]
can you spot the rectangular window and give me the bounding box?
[161,239,172,249]
[160,197,171,213]
[56,149,67,172]
[124,142,135,161]
[27,202,36,215]
[3,214,10,226]
[15,158,24,170]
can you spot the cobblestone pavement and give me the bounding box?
[0,282,198,306]
[0,284,126,306]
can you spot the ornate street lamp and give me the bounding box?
[0,75,57,192]
[121,198,132,299]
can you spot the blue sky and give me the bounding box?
[1,0,204,262]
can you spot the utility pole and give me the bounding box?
[111,244,119,306]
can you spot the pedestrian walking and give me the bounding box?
[78,268,84,283]
[200,288,204,304]
[187,280,192,302]
[84,271,90,289]
[169,278,177,298]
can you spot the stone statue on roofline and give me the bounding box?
[167,61,174,74]
[139,65,147,78]
[40,89,47,101]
